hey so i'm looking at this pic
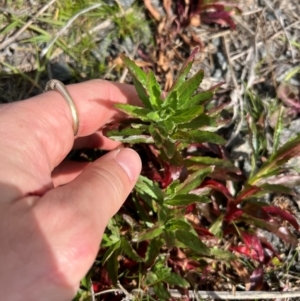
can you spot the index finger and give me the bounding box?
[4,80,140,169]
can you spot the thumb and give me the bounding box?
[29,148,141,298]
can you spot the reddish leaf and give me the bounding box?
[262,205,299,231]
[162,163,183,188]
[92,282,101,293]
[252,134,300,182]
[185,204,196,214]
[240,215,298,245]
[202,7,237,29]
[241,232,264,263]
[277,82,300,111]
[235,185,262,204]
[193,224,215,237]
[169,248,200,273]
[259,236,281,262]
[208,81,226,92]
[230,245,260,261]
[242,203,272,221]
[224,201,243,222]
[249,267,264,291]
[200,179,233,200]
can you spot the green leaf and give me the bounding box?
[162,90,179,110]
[114,103,151,121]
[162,140,176,159]
[158,120,176,134]
[166,218,193,231]
[106,218,120,237]
[107,133,154,144]
[160,148,184,166]
[153,282,171,300]
[209,214,224,238]
[147,111,162,122]
[147,70,162,109]
[176,167,212,195]
[272,105,284,156]
[165,273,190,288]
[133,76,152,109]
[158,205,171,225]
[175,230,210,255]
[121,54,152,109]
[150,125,176,159]
[107,249,119,285]
[80,272,91,291]
[135,175,164,204]
[145,238,164,266]
[101,233,118,248]
[145,271,159,286]
[177,69,205,109]
[171,61,193,92]
[165,180,180,199]
[121,238,144,262]
[136,226,164,242]
[163,230,176,249]
[250,134,300,184]
[106,127,144,137]
[101,240,121,265]
[186,156,235,167]
[153,262,172,280]
[189,91,213,106]
[0,19,21,35]
[258,183,294,195]
[210,247,237,261]
[178,114,216,129]
[132,195,153,223]
[168,105,204,124]
[173,129,226,144]
[165,194,210,206]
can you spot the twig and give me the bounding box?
[0,7,29,16]
[232,15,255,36]
[231,20,300,61]
[242,8,263,16]
[44,7,133,63]
[222,36,244,148]
[263,0,295,63]
[259,9,278,90]
[0,0,56,51]
[90,279,95,301]
[41,3,103,57]
[94,288,121,297]
[117,281,134,300]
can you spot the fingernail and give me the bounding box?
[115,148,141,182]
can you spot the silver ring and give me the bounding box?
[45,79,79,136]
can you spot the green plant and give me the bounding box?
[84,49,299,300]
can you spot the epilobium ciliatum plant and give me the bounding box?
[92,49,300,299]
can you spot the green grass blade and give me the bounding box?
[272,105,284,156]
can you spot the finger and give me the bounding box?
[0,148,141,299]
[33,80,140,167]
[35,148,141,288]
[0,80,140,170]
[52,161,90,187]
[0,80,140,199]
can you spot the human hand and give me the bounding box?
[0,80,142,300]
